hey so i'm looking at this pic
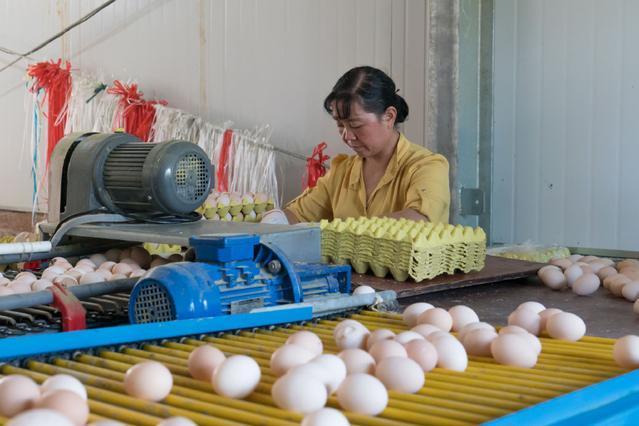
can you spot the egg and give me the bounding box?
[507,308,542,335]
[448,305,479,331]
[394,331,425,346]
[353,285,375,295]
[44,265,67,276]
[458,322,496,343]
[310,354,347,394]
[15,271,36,281]
[539,308,563,332]
[187,345,226,381]
[31,279,53,291]
[539,268,567,290]
[7,409,74,426]
[618,259,639,270]
[568,254,583,262]
[609,274,631,296]
[402,302,434,327]
[64,269,84,281]
[301,408,350,426]
[74,265,94,274]
[366,329,396,350]
[431,335,468,371]
[375,356,424,393]
[426,330,454,343]
[86,253,106,268]
[41,374,86,400]
[537,264,560,278]
[270,344,315,376]
[104,248,122,262]
[52,275,78,288]
[213,355,260,399]
[550,258,572,270]
[410,323,441,339]
[0,277,10,286]
[417,307,453,331]
[9,280,32,294]
[404,339,438,372]
[156,417,197,426]
[168,253,184,263]
[271,372,327,414]
[368,340,407,363]
[546,312,586,341]
[578,263,594,274]
[572,273,600,296]
[35,390,88,426]
[286,331,323,356]
[613,335,639,369]
[338,349,376,375]
[0,375,41,417]
[130,247,151,269]
[118,248,132,261]
[98,261,117,271]
[598,266,618,281]
[79,272,105,285]
[88,421,125,426]
[106,274,126,282]
[490,334,538,368]
[0,286,14,296]
[563,264,584,287]
[622,281,639,302]
[333,319,368,339]
[334,324,369,350]
[336,374,388,415]
[498,326,541,354]
[587,261,606,274]
[463,328,498,357]
[581,255,600,263]
[76,259,96,270]
[124,361,173,401]
[516,301,545,314]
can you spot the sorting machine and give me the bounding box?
[0,132,635,425]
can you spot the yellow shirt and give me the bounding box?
[287,133,450,223]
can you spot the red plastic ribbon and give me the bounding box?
[107,80,167,141]
[216,129,234,191]
[303,142,329,189]
[27,59,72,165]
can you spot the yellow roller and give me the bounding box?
[0,310,626,425]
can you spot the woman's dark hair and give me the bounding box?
[323,66,409,124]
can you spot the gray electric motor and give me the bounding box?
[48,132,212,223]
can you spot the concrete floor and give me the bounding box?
[400,276,639,338]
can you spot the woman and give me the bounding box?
[264,66,450,224]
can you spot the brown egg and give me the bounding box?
[463,328,498,357]
[270,344,315,376]
[404,339,438,372]
[150,257,169,268]
[416,307,453,331]
[597,266,618,281]
[109,273,128,281]
[549,258,572,270]
[0,375,40,417]
[375,356,424,393]
[402,302,434,327]
[188,345,226,381]
[337,349,376,375]
[168,253,184,263]
[118,248,132,261]
[507,308,542,335]
[104,248,122,262]
[365,329,396,350]
[97,261,117,272]
[130,247,151,269]
[35,390,89,426]
[112,263,134,276]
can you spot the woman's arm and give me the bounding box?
[388,208,429,222]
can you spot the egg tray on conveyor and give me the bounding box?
[0,310,632,426]
[0,292,131,338]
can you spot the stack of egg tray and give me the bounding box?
[320,217,487,282]
[487,245,571,264]
[0,310,627,425]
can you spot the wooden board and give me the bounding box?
[351,255,545,299]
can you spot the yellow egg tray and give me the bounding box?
[320,218,487,282]
[487,245,571,264]
[0,311,624,426]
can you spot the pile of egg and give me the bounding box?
[199,191,275,223]
[538,255,639,307]
[0,246,185,297]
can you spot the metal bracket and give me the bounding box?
[460,187,485,216]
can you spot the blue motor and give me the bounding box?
[128,234,351,324]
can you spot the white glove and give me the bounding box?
[260,208,289,225]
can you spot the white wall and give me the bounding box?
[0,0,430,211]
[493,0,639,250]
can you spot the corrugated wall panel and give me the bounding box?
[493,0,639,250]
[0,0,429,210]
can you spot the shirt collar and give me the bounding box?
[348,133,408,189]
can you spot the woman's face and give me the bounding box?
[332,101,395,158]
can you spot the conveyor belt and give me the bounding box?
[0,311,625,425]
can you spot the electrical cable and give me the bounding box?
[0,0,117,74]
